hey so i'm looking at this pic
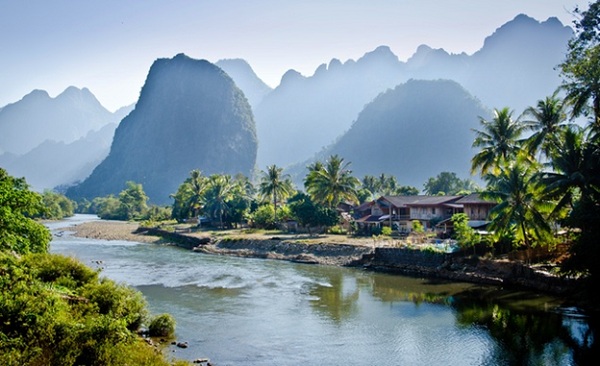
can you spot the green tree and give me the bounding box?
[471,108,526,176]
[395,185,420,196]
[204,174,236,229]
[522,92,570,159]
[451,213,481,254]
[0,168,51,254]
[304,155,360,208]
[118,181,148,220]
[361,175,380,199]
[288,193,339,235]
[482,162,553,251]
[171,170,208,221]
[560,1,600,129]
[259,165,294,223]
[423,171,476,195]
[38,190,75,219]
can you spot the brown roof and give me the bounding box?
[405,195,462,206]
[455,193,496,205]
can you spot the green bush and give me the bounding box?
[0,252,186,365]
[148,314,176,337]
[381,226,392,236]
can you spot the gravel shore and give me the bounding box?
[60,221,163,243]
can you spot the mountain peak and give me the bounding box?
[358,45,398,64]
[481,14,571,51]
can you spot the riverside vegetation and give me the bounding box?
[3,3,600,365]
[0,168,187,365]
[73,3,600,307]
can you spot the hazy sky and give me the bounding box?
[0,0,587,111]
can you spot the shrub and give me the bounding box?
[381,226,392,236]
[148,314,176,337]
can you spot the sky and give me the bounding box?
[0,0,588,112]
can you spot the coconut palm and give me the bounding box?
[304,155,360,208]
[483,162,553,250]
[259,165,294,223]
[471,108,526,176]
[561,32,600,130]
[361,175,380,199]
[540,126,600,217]
[204,174,236,229]
[522,92,570,159]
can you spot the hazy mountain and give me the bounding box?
[216,58,272,109]
[0,86,120,155]
[0,123,117,191]
[255,14,572,169]
[288,79,489,190]
[67,54,257,205]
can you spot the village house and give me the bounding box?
[354,193,496,235]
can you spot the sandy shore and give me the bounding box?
[60,221,163,243]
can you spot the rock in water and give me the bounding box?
[68,54,257,204]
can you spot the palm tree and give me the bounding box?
[471,108,526,176]
[561,38,600,130]
[259,165,294,223]
[304,155,360,208]
[204,174,235,229]
[361,175,380,199]
[539,126,600,218]
[483,162,552,251]
[522,92,570,159]
[186,170,207,216]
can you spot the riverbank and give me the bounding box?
[60,220,585,301]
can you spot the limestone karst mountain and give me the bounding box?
[254,14,572,169]
[0,123,117,191]
[288,79,490,190]
[0,86,120,155]
[67,54,257,204]
[216,58,272,109]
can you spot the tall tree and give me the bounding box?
[204,174,236,229]
[539,126,598,217]
[471,108,526,176]
[170,170,208,221]
[483,162,553,250]
[423,171,476,195]
[118,181,149,220]
[560,1,600,129]
[259,165,294,223]
[522,92,570,159]
[0,168,51,254]
[304,155,360,208]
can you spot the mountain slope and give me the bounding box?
[0,123,117,191]
[216,58,272,109]
[67,54,257,204]
[0,86,119,155]
[255,14,572,169]
[293,79,489,189]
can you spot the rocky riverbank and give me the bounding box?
[61,220,584,300]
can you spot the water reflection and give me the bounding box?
[452,289,598,365]
[48,217,598,365]
[308,271,360,323]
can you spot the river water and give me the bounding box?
[48,215,597,365]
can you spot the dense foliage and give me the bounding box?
[0,168,51,254]
[0,169,187,365]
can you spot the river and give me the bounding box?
[48,215,597,365]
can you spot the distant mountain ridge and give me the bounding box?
[216,58,272,109]
[0,86,120,155]
[67,54,258,204]
[0,123,117,191]
[254,14,573,169]
[288,79,489,189]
